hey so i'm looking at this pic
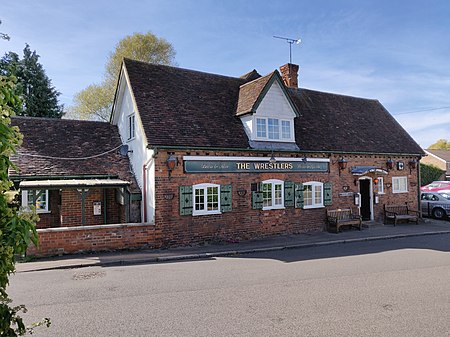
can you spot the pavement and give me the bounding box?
[16,218,450,273]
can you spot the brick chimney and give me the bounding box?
[279,63,299,88]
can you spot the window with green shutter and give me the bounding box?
[179,185,193,215]
[323,182,332,206]
[252,191,263,209]
[284,181,294,207]
[220,184,232,212]
[180,184,233,216]
[295,183,304,209]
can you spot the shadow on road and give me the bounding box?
[224,233,450,263]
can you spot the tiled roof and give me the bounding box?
[121,59,423,155]
[10,117,140,193]
[240,69,261,81]
[289,88,424,154]
[425,149,450,161]
[124,59,250,149]
[236,72,274,116]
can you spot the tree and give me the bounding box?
[428,139,450,150]
[69,32,176,121]
[0,75,49,335]
[0,19,10,41]
[0,44,64,118]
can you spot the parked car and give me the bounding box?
[420,192,450,219]
[420,181,450,193]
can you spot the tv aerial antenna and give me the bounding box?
[273,36,301,64]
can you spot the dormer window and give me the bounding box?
[254,117,293,142]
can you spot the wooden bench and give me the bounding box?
[384,204,420,226]
[326,208,362,233]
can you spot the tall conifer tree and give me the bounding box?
[0,44,64,118]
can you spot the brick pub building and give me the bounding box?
[11,59,424,256]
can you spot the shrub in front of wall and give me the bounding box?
[420,163,445,186]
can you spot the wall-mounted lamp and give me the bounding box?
[269,149,276,164]
[333,157,347,175]
[408,159,418,173]
[167,154,179,178]
[386,158,394,171]
[373,178,379,185]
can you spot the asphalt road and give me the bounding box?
[8,234,450,337]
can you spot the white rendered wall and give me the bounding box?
[113,76,155,223]
[240,115,253,139]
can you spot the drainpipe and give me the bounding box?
[142,149,157,223]
[418,157,422,217]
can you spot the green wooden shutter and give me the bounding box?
[284,181,294,207]
[252,191,263,210]
[324,182,332,206]
[179,185,193,215]
[295,183,304,209]
[220,184,232,212]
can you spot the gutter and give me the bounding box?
[148,145,424,157]
[11,174,119,182]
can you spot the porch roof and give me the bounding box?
[351,166,388,176]
[19,179,130,190]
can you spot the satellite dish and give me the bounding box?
[119,144,129,157]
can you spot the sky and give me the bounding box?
[2,0,450,148]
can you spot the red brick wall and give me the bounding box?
[153,150,421,247]
[35,190,61,229]
[56,188,126,227]
[28,224,161,257]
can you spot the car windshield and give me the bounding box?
[438,193,450,200]
[427,183,441,187]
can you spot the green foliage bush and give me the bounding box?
[420,163,444,186]
[0,75,49,335]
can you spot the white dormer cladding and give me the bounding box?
[111,65,155,223]
[240,80,297,143]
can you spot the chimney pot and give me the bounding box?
[279,63,299,88]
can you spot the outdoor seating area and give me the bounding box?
[383,204,420,226]
[326,208,362,233]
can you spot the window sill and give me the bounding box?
[303,205,324,209]
[392,191,408,194]
[253,138,295,143]
[192,211,222,216]
[262,206,285,211]
[36,210,51,214]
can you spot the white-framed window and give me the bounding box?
[254,117,293,142]
[281,120,291,139]
[377,177,385,194]
[261,179,284,210]
[303,182,324,209]
[256,118,266,138]
[193,183,221,216]
[127,114,135,140]
[22,190,49,213]
[392,176,408,193]
[268,118,279,139]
